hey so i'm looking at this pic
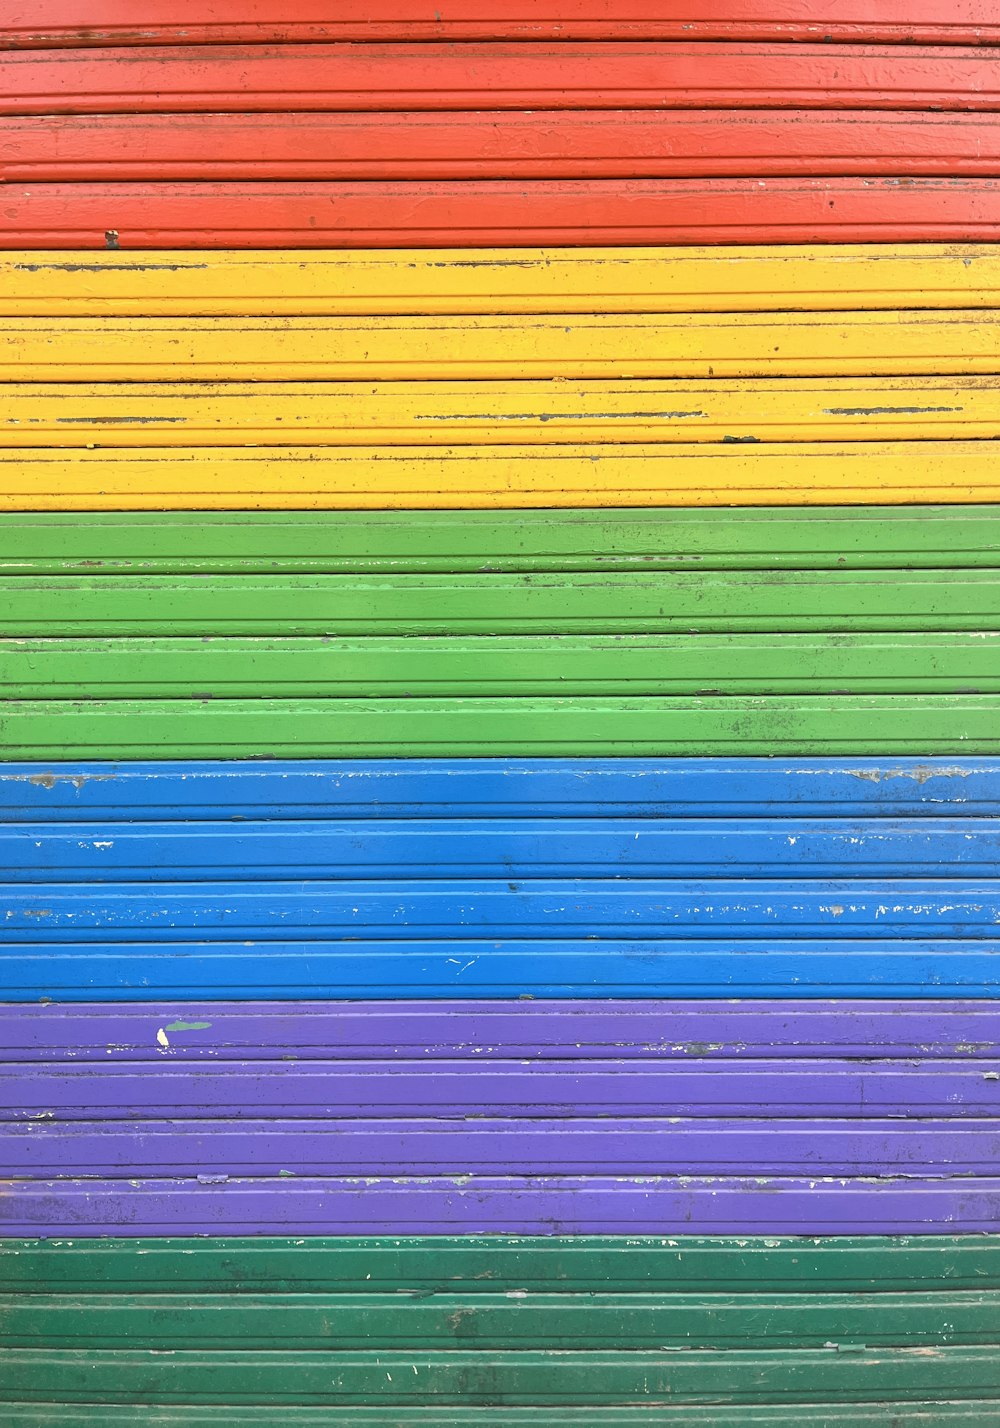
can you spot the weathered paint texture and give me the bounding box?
[1,1000,997,1236]
[2,507,997,573]
[4,17,1000,1422]
[0,1236,998,1418]
[5,43,1000,115]
[6,3,1000,46]
[5,510,1000,752]
[3,248,999,508]
[3,247,999,315]
[4,759,999,999]
[8,111,1000,183]
[1,33,999,245]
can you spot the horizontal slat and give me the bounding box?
[3,1177,1000,1235]
[7,110,1000,181]
[2,508,996,575]
[3,246,998,315]
[6,2,999,47]
[5,178,1000,247]
[10,814,1000,879]
[2,1291,995,1349]
[5,879,998,941]
[6,570,998,634]
[5,1002,997,1061]
[5,443,1000,509]
[8,634,1000,698]
[3,758,994,821]
[6,939,995,1000]
[10,1061,997,1118]
[3,1345,999,1405]
[5,378,1000,446]
[5,311,998,380]
[5,695,1000,757]
[3,43,998,117]
[9,1118,999,1176]
[0,1407,992,1427]
[5,1234,996,1292]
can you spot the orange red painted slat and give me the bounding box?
[6,111,1000,182]
[4,2,999,47]
[3,43,1000,116]
[4,178,1000,249]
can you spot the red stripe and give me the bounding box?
[3,43,999,116]
[3,177,1000,248]
[5,110,1000,181]
[4,3,999,47]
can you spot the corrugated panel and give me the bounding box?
[6,179,1000,247]
[1,1347,998,1410]
[7,702,1000,757]
[9,377,1000,445]
[5,757,994,819]
[3,246,998,314]
[6,1177,1000,1236]
[5,2,999,47]
[5,1000,998,1059]
[5,1234,999,1288]
[8,309,999,379]
[0,1407,994,1425]
[0,1004,997,1235]
[5,43,999,116]
[4,759,999,998]
[7,111,1000,183]
[3,30,996,245]
[5,1232,1000,1415]
[3,508,995,574]
[10,634,1000,697]
[4,508,1000,749]
[8,442,1000,509]
[10,569,1000,631]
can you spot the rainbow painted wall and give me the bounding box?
[1,4,999,1420]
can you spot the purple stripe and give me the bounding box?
[8,1062,999,1118]
[3,999,998,1060]
[4,1176,998,1236]
[5,1120,998,1176]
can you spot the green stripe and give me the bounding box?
[4,1236,994,1293]
[7,634,998,697]
[5,1241,994,1419]
[2,1348,998,1406]
[4,694,998,757]
[1,1291,994,1350]
[2,507,998,575]
[4,1407,993,1426]
[7,570,999,635]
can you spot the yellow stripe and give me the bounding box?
[2,443,997,510]
[3,311,997,381]
[3,245,1000,315]
[4,378,998,446]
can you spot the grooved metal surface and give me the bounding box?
[4,43,998,116]
[5,759,999,999]
[6,3,1000,47]
[6,111,1000,183]
[1,1003,998,1234]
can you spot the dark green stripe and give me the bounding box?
[2,1347,998,1406]
[3,1407,992,1426]
[1,1291,993,1350]
[3,1235,996,1292]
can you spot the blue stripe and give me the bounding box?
[2,757,998,819]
